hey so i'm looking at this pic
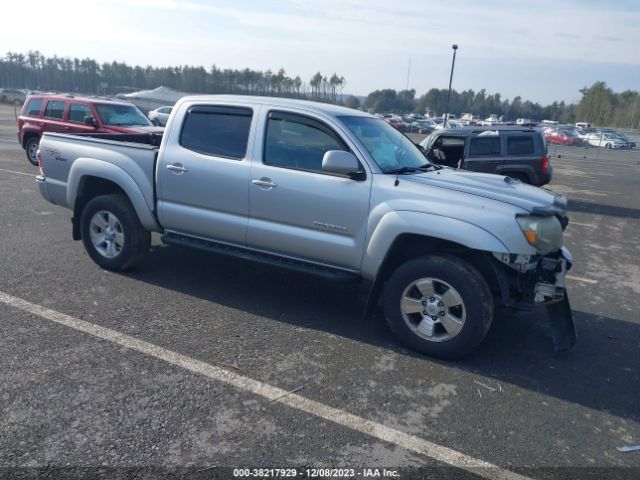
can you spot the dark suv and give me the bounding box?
[418,127,551,186]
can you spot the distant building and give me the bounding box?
[117,86,186,113]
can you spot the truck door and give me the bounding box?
[247,110,371,271]
[156,105,255,244]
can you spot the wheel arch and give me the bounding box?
[22,130,40,148]
[361,212,509,318]
[495,164,535,183]
[68,161,158,240]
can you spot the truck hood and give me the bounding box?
[404,168,567,214]
[103,125,164,134]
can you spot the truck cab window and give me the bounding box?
[180,106,252,159]
[264,115,346,172]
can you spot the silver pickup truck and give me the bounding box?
[36,95,576,359]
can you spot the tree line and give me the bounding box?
[0,51,345,102]
[362,83,640,129]
[1,51,638,129]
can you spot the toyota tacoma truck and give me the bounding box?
[35,95,576,359]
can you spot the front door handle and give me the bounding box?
[252,178,277,188]
[166,163,188,173]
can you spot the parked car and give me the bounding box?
[35,95,574,359]
[419,126,551,186]
[17,94,163,165]
[148,105,173,126]
[585,132,632,149]
[575,122,592,129]
[544,128,583,146]
[415,119,436,134]
[434,120,464,130]
[576,127,597,140]
[609,132,636,148]
[386,117,408,132]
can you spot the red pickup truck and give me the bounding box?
[18,94,163,165]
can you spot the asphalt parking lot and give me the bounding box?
[1,105,639,479]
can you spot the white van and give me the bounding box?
[575,122,592,129]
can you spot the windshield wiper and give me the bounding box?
[417,163,442,171]
[385,163,441,175]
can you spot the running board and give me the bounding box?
[161,232,360,283]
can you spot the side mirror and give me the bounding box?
[322,150,362,178]
[83,116,97,127]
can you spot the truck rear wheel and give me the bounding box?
[80,194,150,271]
[382,254,493,359]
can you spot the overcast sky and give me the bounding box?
[2,0,638,104]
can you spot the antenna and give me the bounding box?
[405,58,411,91]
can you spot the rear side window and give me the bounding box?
[69,103,93,123]
[25,98,43,116]
[507,136,535,155]
[180,106,252,159]
[264,112,347,173]
[44,100,65,119]
[469,136,501,156]
[434,136,465,148]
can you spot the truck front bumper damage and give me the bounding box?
[493,247,576,351]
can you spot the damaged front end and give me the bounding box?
[491,219,577,351]
[492,247,571,306]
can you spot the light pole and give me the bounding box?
[443,44,458,128]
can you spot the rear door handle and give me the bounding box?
[252,178,277,188]
[166,163,188,173]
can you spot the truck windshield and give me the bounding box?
[95,104,152,126]
[340,116,431,173]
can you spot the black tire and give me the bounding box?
[505,172,529,184]
[605,143,611,149]
[382,254,493,359]
[151,118,160,126]
[80,194,150,271]
[25,136,39,166]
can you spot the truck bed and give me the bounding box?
[38,132,159,213]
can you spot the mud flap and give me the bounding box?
[546,292,577,352]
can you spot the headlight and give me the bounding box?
[516,215,563,254]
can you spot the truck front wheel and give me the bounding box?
[382,254,493,359]
[80,194,150,271]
